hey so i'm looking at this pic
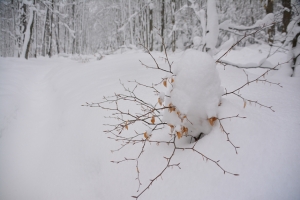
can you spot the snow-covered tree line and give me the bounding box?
[0,0,299,58]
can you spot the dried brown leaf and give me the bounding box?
[163,79,167,87]
[181,126,188,135]
[158,98,162,106]
[151,116,155,124]
[176,131,182,139]
[168,124,174,132]
[208,117,217,126]
[144,132,149,139]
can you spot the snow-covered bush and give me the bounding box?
[85,36,284,198]
[163,49,223,140]
[83,1,291,198]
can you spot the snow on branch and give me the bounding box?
[216,24,276,64]
[220,13,275,32]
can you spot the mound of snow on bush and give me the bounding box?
[163,49,223,137]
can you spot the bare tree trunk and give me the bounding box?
[171,0,176,52]
[16,1,25,57]
[142,3,146,47]
[64,25,67,53]
[81,0,85,54]
[34,0,38,58]
[265,0,274,44]
[145,6,148,48]
[72,0,76,54]
[21,3,35,59]
[55,0,60,54]
[161,0,165,52]
[42,6,49,56]
[25,10,34,59]
[282,0,291,33]
[149,3,153,51]
[48,0,54,57]
[11,0,19,57]
[129,0,134,45]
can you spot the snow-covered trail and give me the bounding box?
[0,58,111,199]
[0,52,169,200]
[0,59,101,199]
[1,65,71,199]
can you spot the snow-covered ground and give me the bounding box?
[0,47,300,200]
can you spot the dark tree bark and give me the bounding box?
[149,5,153,51]
[282,0,291,33]
[265,0,275,44]
[34,0,38,58]
[161,0,165,52]
[145,7,148,48]
[18,1,26,57]
[24,4,35,59]
[11,0,18,57]
[42,6,50,56]
[64,25,67,53]
[171,0,176,52]
[24,16,34,59]
[55,0,60,54]
[72,0,76,54]
[21,2,27,37]
[48,0,54,57]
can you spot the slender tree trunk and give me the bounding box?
[48,0,54,57]
[21,1,27,52]
[171,0,176,52]
[56,0,60,54]
[145,7,148,48]
[12,0,19,57]
[72,0,76,54]
[161,0,165,52]
[282,0,291,33]
[142,3,146,46]
[149,3,153,51]
[42,6,49,56]
[129,0,134,45]
[64,25,67,53]
[34,0,38,58]
[81,0,85,54]
[265,0,274,44]
[21,3,35,59]
[16,1,24,57]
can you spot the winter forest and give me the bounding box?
[1,0,299,57]
[0,0,300,200]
